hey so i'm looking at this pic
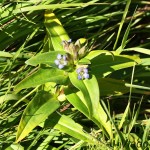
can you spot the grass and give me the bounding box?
[0,0,150,149]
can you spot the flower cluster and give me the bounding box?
[76,67,89,80]
[62,39,87,61]
[54,54,68,69]
[54,39,90,80]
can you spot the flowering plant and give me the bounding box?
[14,11,142,149]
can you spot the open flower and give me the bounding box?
[55,54,68,69]
[76,67,90,80]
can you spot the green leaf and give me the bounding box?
[45,114,98,144]
[66,91,89,117]
[78,58,91,65]
[124,47,150,55]
[69,72,98,118]
[86,51,140,77]
[128,99,142,134]
[98,78,129,96]
[54,115,98,144]
[85,50,112,60]
[14,67,68,93]
[141,58,150,65]
[0,51,13,57]
[1,3,101,18]
[25,51,66,66]
[0,94,19,104]
[5,143,24,150]
[44,11,70,51]
[113,0,131,50]
[69,72,113,138]
[16,91,60,143]
[142,119,150,144]
[116,6,137,54]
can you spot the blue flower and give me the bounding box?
[76,67,90,80]
[55,54,68,69]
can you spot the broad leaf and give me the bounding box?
[141,58,150,66]
[5,143,24,150]
[0,51,13,57]
[69,72,112,138]
[16,91,60,142]
[54,115,98,144]
[25,51,66,66]
[98,78,129,96]
[69,72,98,118]
[44,11,70,51]
[14,67,68,93]
[66,91,89,117]
[45,114,98,144]
[86,51,141,77]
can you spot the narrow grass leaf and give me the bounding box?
[125,83,150,90]
[36,134,55,150]
[142,119,150,144]
[128,99,142,134]
[124,47,150,55]
[113,0,131,50]
[116,7,137,54]
[118,102,130,130]
[101,100,127,148]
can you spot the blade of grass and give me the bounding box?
[113,0,131,50]
[116,7,138,54]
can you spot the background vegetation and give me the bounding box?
[0,0,150,149]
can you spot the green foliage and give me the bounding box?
[14,67,68,93]
[0,0,150,149]
[16,91,60,142]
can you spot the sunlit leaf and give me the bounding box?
[0,94,19,104]
[14,67,68,93]
[69,72,113,138]
[86,51,141,77]
[66,91,89,117]
[44,11,70,51]
[5,143,24,150]
[16,91,60,142]
[0,51,13,57]
[25,51,66,66]
[54,115,98,144]
[124,47,150,55]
